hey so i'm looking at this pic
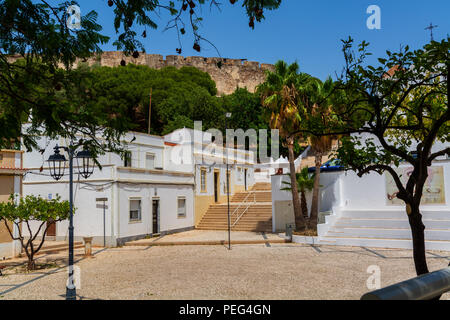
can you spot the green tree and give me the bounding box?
[298,77,338,229]
[281,168,315,219]
[0,194,71,270]
[86,64,220,136]
[0,0,281,151]
[258,61,309,231]
[330,38,449,276]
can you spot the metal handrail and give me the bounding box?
[231,192,256,227]
[230,191,253,217]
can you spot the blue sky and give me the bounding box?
[81,0,449,80]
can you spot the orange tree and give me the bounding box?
[0,194,70,270]
[326,38,449,276]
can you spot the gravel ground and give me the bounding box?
[0,244,449,300]
[127,230,284,244]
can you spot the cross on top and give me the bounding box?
[425,23,438,42]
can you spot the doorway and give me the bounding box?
[46,220,56,237]
[244,168,248,191]
[152,199,160,234]
[214,171,219,203]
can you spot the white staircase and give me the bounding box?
[317,208,450,251]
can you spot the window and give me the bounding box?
[0,154,3,163]
[146,153,155,169]
[237,167,242,181]
[124,151,132,167]
[177,197,186,218]
[200,168,207,192]
[224,171,230,193]
[129,199,141,222]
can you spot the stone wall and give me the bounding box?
[78,52,274,95]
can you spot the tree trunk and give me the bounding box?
[287,142,305,231]
[309,153,322,230]
[408,205,429,276]
[27,254,36,271]
[300,188,308,218]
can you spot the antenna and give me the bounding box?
[425,22,438,42]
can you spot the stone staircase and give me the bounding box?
[317,208,450,251]
[196,183,273,232]
[250,182,272,191]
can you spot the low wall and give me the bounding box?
[271,172,341,232]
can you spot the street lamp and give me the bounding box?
[47,144,94,300]
[47,147,66,181]
[225,112,232,250]
[76,150,95,179]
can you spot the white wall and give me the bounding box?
[339,162,450,211]
[117,184,194,240]
[272,161,450,231]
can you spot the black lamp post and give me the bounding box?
[47,143,94,300]
[225,112,232,250]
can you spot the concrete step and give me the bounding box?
[201,215,273,220]
[335,218,450,229]
[196,227,273,232]
[33,241,84,255]
[327,227,450,241]
[231,192,272,202]
[341,210,450,220]
[198,222,272,227]
[320,236,450,251]
[251,183,272,191]
[206,206,272,210]
[205,210,272,214]
[205,207,273,211]
[200,217,272,221]
[199,192,273,232]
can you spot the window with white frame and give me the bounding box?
[200,168,207,192]
[146,153,155,169]
[237,167,242,181]
[129,199,141,222]
[177,197,186,218]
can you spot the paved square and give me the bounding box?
[0,243,449,300]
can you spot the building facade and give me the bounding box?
[271,135,450,251]
[22,128,255,247]
[0,149,24,259]
[163,128,256,226]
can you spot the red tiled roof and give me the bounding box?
[383,65,401,78]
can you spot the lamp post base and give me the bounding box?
[66,287,76,300]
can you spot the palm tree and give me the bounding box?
[299,77,337,229]
[280,168,315,219]
[258,61,310,231]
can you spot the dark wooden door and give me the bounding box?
[47,220,56,237]
[244,169,248,191]
[152,199,159,234]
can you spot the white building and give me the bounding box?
[272,135,450,251]
[164,128,256,225]
[22,128,256,246]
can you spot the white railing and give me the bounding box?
[231,191,256,227]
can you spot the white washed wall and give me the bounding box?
[272,161,450,230]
